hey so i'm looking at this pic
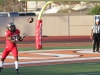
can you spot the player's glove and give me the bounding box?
[16,33,27,41]
[22,33,27,39]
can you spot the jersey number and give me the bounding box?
[12,35,17,40]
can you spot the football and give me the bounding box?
[28,17,34,23]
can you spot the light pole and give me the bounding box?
[4,0,5,12]
[12,0,14,12]
[25,1,27,12]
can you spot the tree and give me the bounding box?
[0,0,24,12]
[88,5,100,15]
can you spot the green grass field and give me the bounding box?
[1,62,100,75]
[0,45,99,75]
[0,45,93,52]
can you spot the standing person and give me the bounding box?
[0,22,26,73]
[90,19,100,52]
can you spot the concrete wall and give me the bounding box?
[0,15,94,36]
[69,16,94,36]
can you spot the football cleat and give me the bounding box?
[0,67,3,72]
[16,69,20,74]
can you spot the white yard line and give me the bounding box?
[19,48,93,53]
[1,49,99,66]
[3,56,100,66]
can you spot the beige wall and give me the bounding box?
[42,16,69,36]
[69,16,94,36]
[0,15,94,36]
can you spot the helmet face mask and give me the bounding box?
[7,22,16,32]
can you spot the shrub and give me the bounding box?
[88,5,100,15]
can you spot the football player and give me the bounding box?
[0,22,27,73]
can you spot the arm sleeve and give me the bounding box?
[92,25,94,30]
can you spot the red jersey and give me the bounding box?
[5,29,20,48]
